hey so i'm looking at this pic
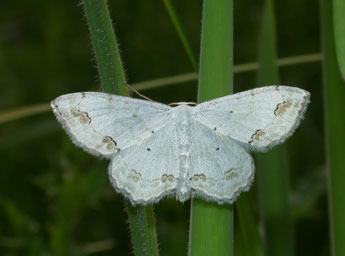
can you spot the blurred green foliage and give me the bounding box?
[0,0,328,255]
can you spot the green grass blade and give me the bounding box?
[256,1,295,256]
[163,0,198,71]
[82,1,159,255]
[321,0,345,255]
[197,0,233,101]
[189,0,233,255]
[190,202,232,256]
[333,0,345,79]
[257,147,294,256]
[257,0,279,84]
[235,196,266,256]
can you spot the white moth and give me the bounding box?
[51,86,310,205]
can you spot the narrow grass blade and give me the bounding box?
[235,196,266,256]
[257,0,279,84]
[257,147,294,256]
[256,1,295,256]
[82,1,159,255]
[162,0,198,71]
[321,0,345,255]
[189,0,233,255]
[333,0,345,79]
[0,104,50,124]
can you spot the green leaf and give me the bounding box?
[189,0,233,255]
[321,0,345,254]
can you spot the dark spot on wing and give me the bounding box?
[147,148,151,152]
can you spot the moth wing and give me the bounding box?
[194,86,310,151]
[109,120,180,204]
[188,121,254,203]
[51,92,171,158]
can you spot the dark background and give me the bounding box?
[0,1,326,255]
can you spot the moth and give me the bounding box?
[51,86,310,205]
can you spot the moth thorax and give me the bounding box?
[176,185,190,202]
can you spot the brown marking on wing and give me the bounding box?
[248,129,266,144]
[274,99,292,116]
[102,136,117,150]
[71,109,91,124]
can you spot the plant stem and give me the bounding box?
[256,1,294,256]
[189,0,233,255]
[321,0,345,255]
[82,1,159,255]
[83,0,127,95]
[127,205,159,256]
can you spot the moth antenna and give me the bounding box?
[126,83,156,102]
